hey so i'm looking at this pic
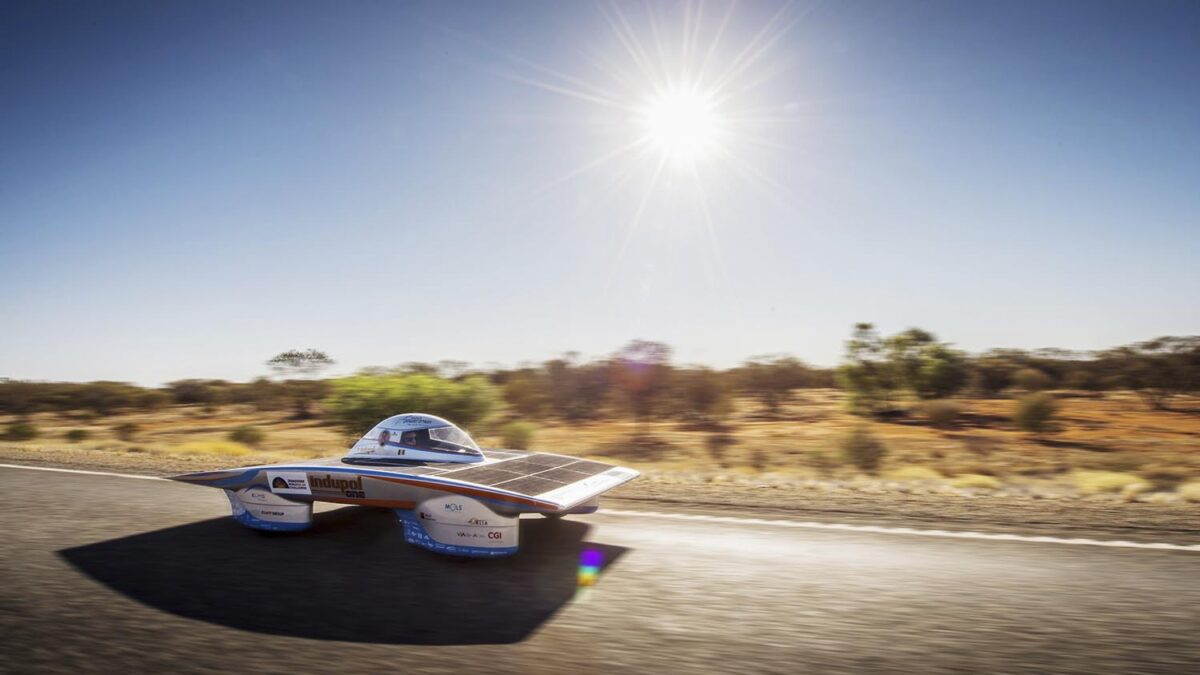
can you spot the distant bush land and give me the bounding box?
[500,421,536,449]
[0,332,1195,429]
[324,373,499,433]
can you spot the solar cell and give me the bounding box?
[490,475,570,496]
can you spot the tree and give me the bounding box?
[543,354,612,421]
[737,356,811,416]
[167,379,227,407]
[674,367,731,423]
[324,373,498,434]
[969,354,1018,397]
[1102,337,1200,410]
[913,343,969,399]
[501,369,548,419]
[610,340,673,429]
[840,324,968,415]
[836,323,899,416]
[884,328,937,393]
[267,349,334,419]
[885,329,968,400]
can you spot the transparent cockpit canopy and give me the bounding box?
[368,413,480,455]
[427,424,479,451]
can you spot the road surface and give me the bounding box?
[1,465,1197,674]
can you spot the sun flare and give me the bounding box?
[640,86,721,166]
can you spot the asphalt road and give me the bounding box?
[1,466,1197,674]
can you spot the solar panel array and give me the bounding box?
[336,450,615,496]
[440,455,615,496]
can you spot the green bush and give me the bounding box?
[114,422,139,442]
[65,429,90,443]
[839,425,888,474]
[922,400,962,429]
[1013,393,1056,433]
[324,373,499,433]
[228,425,265,446]
[500,421,536,449]
[4,421,39,441]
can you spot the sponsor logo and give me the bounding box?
[266,471,311,495]
[467,518,489,526]
[419,510,435,521]
[260,510,285,517]
[310,474,365,499]
[453,530,504,541]
[444,503,463,512]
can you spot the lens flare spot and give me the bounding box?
[578,548,604,586]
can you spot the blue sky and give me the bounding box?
[1,0,1197,384]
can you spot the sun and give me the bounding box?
[639,85,721,167]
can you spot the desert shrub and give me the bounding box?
[807,450,840,475]
[114,422,139,442]
[705,433,734,465]
[1138,466,1190,490]
[3,421,38,441]
[885,465,944,482]
[922,400,962,429]
[1012,368,1053,392]
[838,425,888,474]
[1085,453,1146,473]
[748,448,770,471]
[174,441,253,457]
[500,421,535,450]
[1013,393,1056,433]
[952,474,1001,490]
[325,374,499,433]
[65,429,90,443]
[228,425,265,447]
[1073,470,1147,494]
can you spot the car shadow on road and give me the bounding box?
[58,506,628,645]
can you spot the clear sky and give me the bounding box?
[1,0,1197,385]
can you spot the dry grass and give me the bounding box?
[1073,471,1149,495]
[951,474,1002,490]
[885,466,944,482]
[2,390,1199,499]
[1178,482,1200,503]
[173,441,254,457]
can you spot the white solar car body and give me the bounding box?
[172,414,639,557]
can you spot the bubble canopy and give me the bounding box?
[347,413,483,463]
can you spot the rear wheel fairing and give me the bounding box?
[396,495,519,557]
